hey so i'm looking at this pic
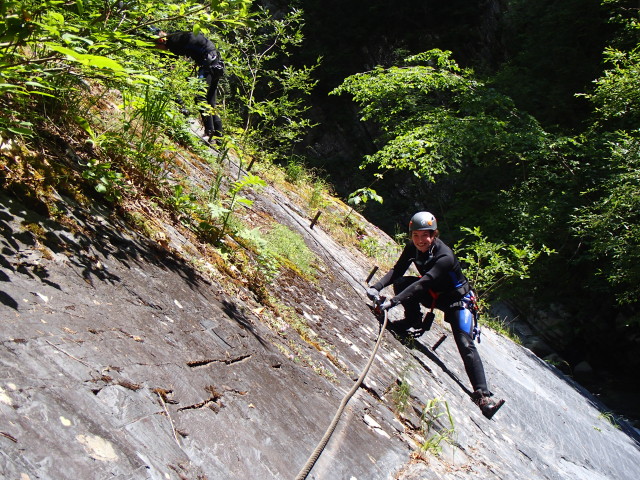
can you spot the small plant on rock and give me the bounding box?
[597,411,621,430]
[420,397,456,456]
[263,223,320,280]
[391,379,411,413]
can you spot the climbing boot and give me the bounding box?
[472,390,505,419]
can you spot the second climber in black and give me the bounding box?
[367,211,505,419]
[156,31,224,142]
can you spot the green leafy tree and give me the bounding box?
[571,43,640,313]
[331,49,547,183]
[572,133,640,312]
[583,47,640,130]
[455,226,553,303]
[220,5,320,164]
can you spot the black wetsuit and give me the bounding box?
[373,238,490,395]
[165,32,224,138]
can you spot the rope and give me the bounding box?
[294,310,389,480]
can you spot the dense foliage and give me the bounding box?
[0,0,324,310]
[0,0,318,212]
[302,0,640,380]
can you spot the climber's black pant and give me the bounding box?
[196,66,223,138]
[393,276,490,395]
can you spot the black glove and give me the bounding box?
[366,287,380,301]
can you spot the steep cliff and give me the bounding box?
[1,143,639,480]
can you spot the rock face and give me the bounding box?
[1,168,639,480]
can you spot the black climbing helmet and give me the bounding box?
[409,211,437,231]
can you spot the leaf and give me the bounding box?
[47,44,125,71]
[235,197,254,207]
[74,116,94,137]
[347,187,384,206]
[7,126,34,136]
[24,81,52,90]
[28,90,57,98]
[0,83,27,94]
[61,33,93,46]
[206,202,229,219]
[48,12,65,25]
[239,227,267,249]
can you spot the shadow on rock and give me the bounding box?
[0,289,18,310]
[0,193,208,294]
[221,299,268,348]
[378,313,473,398]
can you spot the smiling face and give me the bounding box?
[411,229,436,253]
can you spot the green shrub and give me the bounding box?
[264,223,319,280]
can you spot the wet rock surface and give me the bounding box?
[1,155,639,480]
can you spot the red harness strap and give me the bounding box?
[428,289,439,313]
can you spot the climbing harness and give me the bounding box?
[294,299,389,480]
[448,291,481,343]
[424,289,439,331]
[469,291,481,343]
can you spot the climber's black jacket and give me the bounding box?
[373,238,470,307]
[164,32,220,67]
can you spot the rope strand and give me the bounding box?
[294,311,389,480]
